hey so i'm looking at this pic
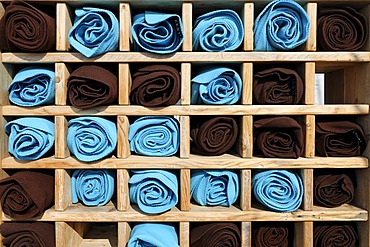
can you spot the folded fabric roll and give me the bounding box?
[0,1,55,52]
[191,67,242,105]
[193,9,244,52]
[254,117,304,158]
[316,120,367,157]
[254,67,304,104]
[314,224,358,247]
[67,117,117,162]
[254,0,310,51]
[129,116,179,156]
[8,67,55,107]
[67,65,118,109]
[0,222,55,247]
[68,7,119,58]
[252,170,303,212]
[314,174,354,208]
[0,171,54,219]
[253,225,290,247]
[5,117,54,160]
[130,65,180,106]
[191,222,241,247]
[129,170,178,214]
[191,116,238,155]
[191,170,239,206]
[72,169,114,206]
[128,223,179,247]
[318,7,368,51]
[132,11,184,54]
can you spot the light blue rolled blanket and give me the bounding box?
[252,170,303,212]
[67,117,117,162]
[127,223,179,247]
[8,66,55,107]
[129,170,178,214]
[68,7,119,58]
[254,0,310,51]
[129,116,179,156]
[71,169,114,206]
[5,117,54,161]
[191,67,242,104]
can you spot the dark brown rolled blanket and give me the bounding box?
[0,222,55,247]
[130,65,180,106]
[0,171,54,220]
[67,65,118,110]
[318,7,368,51]
[253,225,290,247]
[191,223,241,247]
[254,68,304,105]
[314,224,358,247]
[0,0,55,52]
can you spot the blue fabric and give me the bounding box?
[5,118,54,161]
[67,117,117,162]
[254,0,310,51]
[252,170,303,212]
[132,11,184,54]
[129,116,179,156]
[128,223,179,247]
[193,9,244,52]
[68,7,119,58]
[191,67,242,104]
[8,66,55,107]
[71,169,114,206]
[191,170,239,206]
[129,170,178,214]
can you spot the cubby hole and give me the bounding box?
[252,222,295,247]
[189,222,242,245]
[313,222,363,247]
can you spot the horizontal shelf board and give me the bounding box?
[2,155,368,169]
[2,105,369,116]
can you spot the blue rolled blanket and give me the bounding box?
[127,223,179,247]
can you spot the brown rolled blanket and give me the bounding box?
[191,223,241,247]
[253,225,290,247]
[314,224,358,247]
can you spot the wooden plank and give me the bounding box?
[55,169,72,211]
[241,63,253,105]
[118,222,131,247]
[179,116,190,158]
[117,116,130,158]
[118,63,131,105]
[180,169,191,211]
[55,116,70,158]
[304,62,315,105]
[241,222,252,247]
[304,3,317,51]
[300,169,313,211]
[237,116,253,158]
[119,3,131,51]
[56,3,72,51]
[240,170,251,211]
[243,3,254,51]
[55,63,69,106]
[344,63,370,104]
[117,169,130,211]
[56,222,83,247]
[304,115,315,158]
[182,3,192,51]
[294,222,313,247]
[181,63,191,105]
[180,222,190,247]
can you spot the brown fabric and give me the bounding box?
[191,223,241,247]
[191,117,238,156]
[318,7,368,51]
[67,65,118,110]
[314,224,358,247]
[0,171,54,220]
[254,117,304,158]
[0,0,55,52]
[316,120,366,157]
[130,65,180,106]
[254,68,304,105]
[253,226,289,247]
[0,222,55,247]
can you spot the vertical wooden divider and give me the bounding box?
[304,62,315,105]
[56,3,72,51]
[181,169,191,211]
[181,63,191,105]
[55,116,70,158]
[304,115,315,158]
[117,169,130,211]
[56,222,83,247]
[118,222,131,247]
[119,63,131,105]
[294,222,313,247]
[304,3,317,51]
[238,116,253,158]
[55,169,72,211]
[117,116,131,158]
[182,3,192,51]
[300,169,313,211]
[120,3,132,51]
[180,116,190,158]
[55,63,69,106]
[243,3,254,51]
[240,169,251,211]
[180,222,190,247]
[241,63,253,105]
[241,222,252,247]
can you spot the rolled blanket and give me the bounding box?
[318,7,368,51]
[316,120,367,157]
[191,222,241,247]
[0,171,54,219]
[8,67,55,107]
[67,65,118,109]
[190,170,239,206]
[68,7,119,58]
[67,117,117,162]
[193,9,244,52]
[191,67,242,105]
[254,0,310,51]
[252,170,303,212]
[253,67,304,104]
[254,117,304,158]
[253,224,291,247]
[191,116,238,155]
[0,222,55,247]
[129,170,178,214]
[314,174,354,208]
[128,223,179,247]
[132,11,184,54]
[129,116,179,156]
[5,117,54,160]
[130,65,180,106]
[72,169,114,206]
[314,224,358,247]
[0,1,55,52]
